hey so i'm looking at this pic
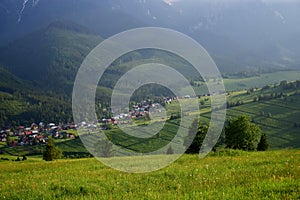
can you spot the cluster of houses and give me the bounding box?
[0,96,200,147]
[102,100,169,126]
[0,123,76,147]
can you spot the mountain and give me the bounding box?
[0,20,198,126]
[0,0,146,44]
[0,64,28,94]
[168,0,300,70]
[1,0,300,71]
[0,62,73,126]
[0,20,101,126]
[0,20,103,93]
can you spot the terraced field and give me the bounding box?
[201,86,300,148]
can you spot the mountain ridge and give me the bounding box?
[1,0,299,70]
[0,20,103,93]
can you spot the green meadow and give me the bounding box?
[193,70,300,95]
[0,150,299,199]
[223,71,300,91]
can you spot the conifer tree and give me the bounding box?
[43,137,62,161]
[257,133,269,151]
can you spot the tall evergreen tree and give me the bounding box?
[184,118,208,154]
[43,137,62,161]
[257,133,269,151]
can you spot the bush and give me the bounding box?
[225,115,262,151]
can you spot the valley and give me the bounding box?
[0,1,299,199]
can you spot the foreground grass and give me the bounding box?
[0,150,299,199]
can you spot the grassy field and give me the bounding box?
[193,70,300,95]
[223,70,300,91]
[0,150,299,199]
[227,88,300,148]
[225,98,300,149]
[199,83,300,149]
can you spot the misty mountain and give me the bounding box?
[0,0,300,71]
[0,21,103,92]
[0,0,146,44]
[0,20,196,94]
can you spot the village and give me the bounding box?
[0,92,210,150]
[0,96,188,148]
[0,122,77,147]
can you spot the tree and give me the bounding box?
[22,155,27,161]
[94,136,114,158]
[43,137,62,161]
[166,145,174,154]
[257,133,269,151]
[184,119,208,154]
[225,115,262,151]
[185,119,225,154]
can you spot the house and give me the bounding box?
[35,135,43,140]
[48,123,56,128]
[31,123,39,130]
[70,124,76,129]
[25,131,32,136]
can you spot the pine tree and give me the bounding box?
[43,137,62,161]
[257,133,269,151]
[184,118,208,154]
[166,145,174,154]
[94,137,114,158]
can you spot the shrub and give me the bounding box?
[225,115,262,151]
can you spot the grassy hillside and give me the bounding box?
[0,150,299,199]
[193,70,300,95]
[227,99,300,148]
[1,79,299,157]
[103,81,300,151]
[200,82,300,149]
[224,71,300,91]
